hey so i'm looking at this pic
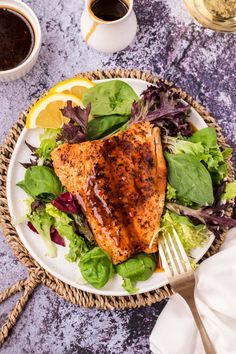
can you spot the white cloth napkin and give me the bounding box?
[150,228,236,354]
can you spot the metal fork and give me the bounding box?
[158,228,216,354]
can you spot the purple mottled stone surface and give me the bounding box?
[0,0,235,353]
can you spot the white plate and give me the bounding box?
[6,78,214,296]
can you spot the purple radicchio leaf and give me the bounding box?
[20,159,38,169]
[27,221,38,233]
[25,141,37,152]
[58,101,91,144]
[20,141,39,169]
[27,222,65,247]
[51,192,79,214]
[31,200,44,213]
[129,84,192,137]
[212,182,226,208]
[50,227,65,247]
[166,202,236,238]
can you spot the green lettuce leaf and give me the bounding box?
[188,127,217,147]
[161,210,208,254]
[166,137,204,157]
[189,127,231,185]
[221,181,236,202]
[28,208,56,258]
[122,278,138,294]
[165,127,231,187]
[46,204,89,262]
[35,129,60,161]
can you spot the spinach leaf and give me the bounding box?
[17,166,63,199]
[165,153,214,206]
[87,114,128,140]
[166,136,204,158]
[79,247,114,289]
[116,253,156,293]
[166,130,230,186]
[17,180,33,196]
[166,183,194,206]
[83,80,138,116]
[189,127,217,147]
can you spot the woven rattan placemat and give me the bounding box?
[0,69,234,345]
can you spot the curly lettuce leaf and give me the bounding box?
[28,209,56,257]
[166,183,177,201]
[221,181,236,202]
[166,202,236,236]
[35,129,60,161]
[165,128,232,186]
[189,127,231,185]
[201,146,228,185]
[51,193,95,244]
[188,127,217,147]
[161,210,208,254]
[46,204,89,261]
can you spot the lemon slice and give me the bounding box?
[49,77,95,99]
[26,93,83,129]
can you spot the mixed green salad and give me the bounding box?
[17,80,236,294]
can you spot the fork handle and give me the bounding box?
[177,279,217,354]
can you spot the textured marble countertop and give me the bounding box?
[0,1,235,353]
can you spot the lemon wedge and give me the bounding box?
[26,93,83,129]
[49,77,95,99]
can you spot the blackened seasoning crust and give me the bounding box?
[51,122,167,264]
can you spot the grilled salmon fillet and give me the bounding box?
[51,122,167,264]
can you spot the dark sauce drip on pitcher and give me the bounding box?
[0,8,34,71]
[91,0,129,22]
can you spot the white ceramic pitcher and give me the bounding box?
[80,0,137,53]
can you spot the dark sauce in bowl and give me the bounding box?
[0,8,34,71]
[91,0,129,22]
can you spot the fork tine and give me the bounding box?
[167,232,186,273]
[158,240,172,277]
[162,236,179,275]
[172,227,191,269]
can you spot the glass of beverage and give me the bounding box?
[183,0,236,32]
